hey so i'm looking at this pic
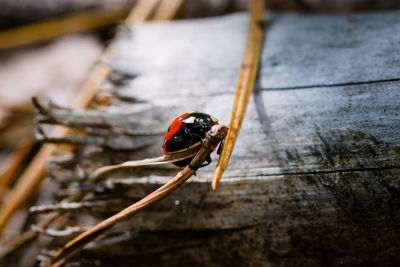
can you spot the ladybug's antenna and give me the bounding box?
[212,0,265,191]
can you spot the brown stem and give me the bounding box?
[212,0,266,190]
[0,8,128,50]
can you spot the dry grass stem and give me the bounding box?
[125,0,161,25]
[91,142,202,180]
[0,137,33,198]
[153,0,186,21]
[0,142,60,235]
[0,0,172,237]
[0,192,84,260]
[0,8,128,50]
[0,229,38,259]
[46,125,228,267]
[212,0,265,190]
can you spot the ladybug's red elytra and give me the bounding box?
[163,112,219,167]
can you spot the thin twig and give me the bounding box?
[46,125,228,267]
[125,0,161,25]
[153,0,186,21]
[0,192,84,260]
[212,0,265,191]
[0,8,128,50]
[91,142,202,180]
[0,143,59,235]
[0,137,33,199]
[0,228,38,259]
[0,0,164,237]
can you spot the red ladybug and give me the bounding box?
[163,112,219,167]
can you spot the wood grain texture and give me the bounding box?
[108,12,400,176]
[35,11,400,266]
[112,11,400,94]
[59,169,400,266]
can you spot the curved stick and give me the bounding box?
[91,142,202,180]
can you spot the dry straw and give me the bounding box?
[212,0,265,190]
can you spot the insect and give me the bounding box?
[163,112,219,167]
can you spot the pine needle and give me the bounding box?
[212,0,266,191]
[0,192,84,259]
[125,0,161,25]
[0,8,127,50]
[153,0,186,21]
[91,142,202,180]
[0,137,33,198]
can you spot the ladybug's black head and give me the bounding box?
[180,112,217,138]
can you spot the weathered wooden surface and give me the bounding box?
[109,11,400,174]
[30,11,400,266]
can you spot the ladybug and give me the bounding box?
[163,112,219,167]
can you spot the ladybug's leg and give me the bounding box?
[206,155,212,165]
[199,155,212,167]
[217,139,224,155]
[188,155,212,171]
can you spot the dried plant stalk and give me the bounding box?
[153,0,186,21]
[0,192,84,259]
[0,137,33,198]
[212,0,265,190]
[46,125,228,267]
[125,0,161,25]
[0,8,128,50]
[0,142,61,235]
[0,0,169,237]
[91,142,202,180]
